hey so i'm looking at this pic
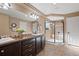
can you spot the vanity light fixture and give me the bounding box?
[29,12,39,20]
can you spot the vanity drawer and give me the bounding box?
[22,48,34,56]
[22,39,35,46]
[21,38,35,56]
[22,43,35,51]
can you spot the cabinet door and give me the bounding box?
[0,42,20,56]
[41,36,45,49]
[35,37,42,53]
[21,39,35,56]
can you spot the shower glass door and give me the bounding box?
[45,20,64,43]
[55,21,64,43]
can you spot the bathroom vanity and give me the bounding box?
[0,34,45,56]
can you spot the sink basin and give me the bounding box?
[32,33,43,36]
[0,37,15,44]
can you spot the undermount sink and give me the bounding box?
[0,37,15,44]
[32,33,43,36]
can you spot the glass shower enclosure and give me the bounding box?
[45,20,64,43]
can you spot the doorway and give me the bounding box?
[45,20,64,43]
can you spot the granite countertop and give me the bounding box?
[0,34,43,47]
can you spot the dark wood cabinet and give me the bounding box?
[21,35,45,56]
[21,38,35,56]
[35,36,42,54]
[0,35,45,56]
[41,35,45,49]
[35,35,45,54]
[0,42,20,56]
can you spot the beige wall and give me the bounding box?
[0,13,32,36]
[0,13,10,35]
[0,4,46,36]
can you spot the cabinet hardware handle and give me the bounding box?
[1,50,4,53]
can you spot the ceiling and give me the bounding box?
[0,8,37,21]
[30,3,79,15]
[47,16,64,21]
[30,3,79,21]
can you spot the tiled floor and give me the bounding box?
[37,43,79,56]
[47,39,63,43]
